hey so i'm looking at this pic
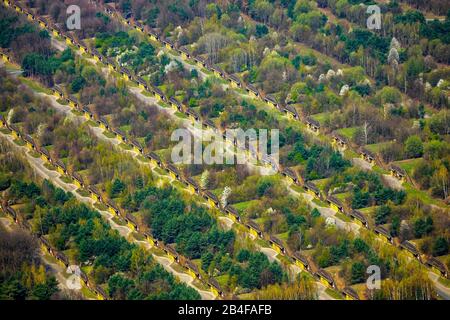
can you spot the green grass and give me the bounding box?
[365,141,393,153]
[13,139,26,146]
[193,279,210,291]
[336,126,359,140]
[183,59,197,66]
[127,80,138,88]
[237,292,254,299]
[87,120,98,127]
[29,150,41,158]
[76,189,91,198]
[81,286,98,300]
[103,130,116,139]
[119,143,132,150]
[71,109,84,117]
[277,231,289,242]
[120,124,132,133]
[94,202,108,211]
[159,101,170,109]
[167,49,179,56]
[149,246,166,257]
[153,167,166,176]
[44,163,56,171]
[175,111,188,119]
[372,164,388,175]
[404,183,443,207]
[359,206,377,214]
[170,262,187,274]
[325,288,344,300]
[314,178,329,190]
[216,274,229,288]
[334,192,351,202]
[393,158,424,175]
[344,148,359,158]
[256,239,270,248]
[300,270,315,281]
[137,155,148,162]
[201,68,212,75]
[60,176,73,184]
[2,61,20,72]
[312,198,328,207]
[336,212,351,222]
[56,98,68,105]
[18,77,52,94]
[291,184,305,193]
[276,254,292,265]
[112,216,126,226]
[141,90,154,98]
[233,200,259,213]
[438,276,450,288]
[132,232,145,241]
[310,112,328,124]
[42,252,60,267]
[172,180,185,190]
[352,283,368,298]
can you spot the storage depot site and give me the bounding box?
[0,0,449,304]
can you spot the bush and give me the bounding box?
[351,262,366,284]
[405,135,424,158]
[432,237,449,256]
[375,205,391,225]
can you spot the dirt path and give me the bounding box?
[382,174,404,191]
[258,242,334,299]
[428,272,450,300]
[316,282,334,300]
[40,255,80,294]
[218,216,234,231]
[352,157,373,171]
[51,38,67,51]
[260,247,279,263]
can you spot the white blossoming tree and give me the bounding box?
[326,69,336,80]
[387,38,400,85]
[340,84,350,96]
[200,170,209,189]
[390,37,401,51]
[388,47,399,67]
[221,186,232,208]
[7,108,14,123]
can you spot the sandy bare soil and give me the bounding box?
[352,157,373,171]
[382,174,405,190]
